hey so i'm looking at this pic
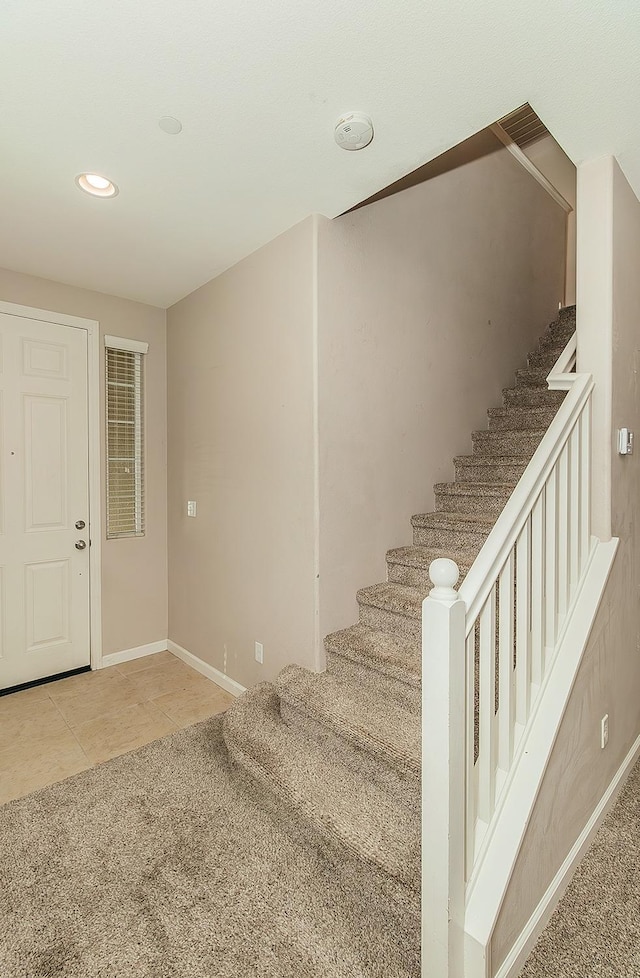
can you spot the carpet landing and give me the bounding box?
[0,718,419,978]
[521,757,640,977]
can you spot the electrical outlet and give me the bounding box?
[601,714,609,749]
[187,500,197,518]
[254,641,264,665]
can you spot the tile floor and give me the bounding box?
[0,650,234,806]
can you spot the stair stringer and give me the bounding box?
[462,536,619,978]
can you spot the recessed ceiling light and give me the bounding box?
[75,173,119,198]
[159,116,182,135]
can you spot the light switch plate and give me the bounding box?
[187,500,197,517]
[618,428,634,455]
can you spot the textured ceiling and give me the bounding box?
[2,0,640,307]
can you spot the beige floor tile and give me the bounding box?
[0,656,233,806]
[125,657,207,700]
[73,701,177,765]
[0,685,60,722]
[0,738,90,805]
[151,683,234,728]
[50,674,144,728]
[0,707,71,753]
[114,650,172,676]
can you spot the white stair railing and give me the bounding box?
[422,332,594,975]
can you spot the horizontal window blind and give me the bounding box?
[105,345,145,538]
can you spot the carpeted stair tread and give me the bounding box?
[357,581,425,621]
[453,455,529,484]
[387,544,476,571]
[527,341,574,369]
[223,683,420,890]
[502,385,566,408]
[487,405,560,430]
[275,664,421,780]
[515,366,551,387]
[434,481,515,496]
[324,623,420,686]
[472,428,547,455]
[386,544,476,587]
[434,481,514,518]
[411,509,495,530]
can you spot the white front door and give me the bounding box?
[0,313,91,690]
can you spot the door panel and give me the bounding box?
[0,313,90,689]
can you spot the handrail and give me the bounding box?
[458,333,590,632]
[547,332,577,389]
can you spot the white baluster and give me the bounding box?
[422,558,465,978]
[498,550,515,769]
[569,424,581,597]
[465,628,477,881]
[580,401,592,573]
[515,520,531,725]
[530,493,545,686]
[544,468,558,650]
[477,587,497,824]
[557,443,569,617]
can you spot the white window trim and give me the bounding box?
[104,334,149,355]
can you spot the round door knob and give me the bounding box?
[75,540,87,550]
[75,520,86,530]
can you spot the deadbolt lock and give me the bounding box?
[75,520,86,530]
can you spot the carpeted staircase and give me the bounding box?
[222,306,576,935]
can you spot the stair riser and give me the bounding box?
[435,490,510,518]
[488,409,557,431]
[326,651,421,713]
[223,690,421,892]
[454,459,528,483]
[279,699,420,788]
[537,326,575,349]
[227,747,420,925]
[503,388,565,409]
[528,347,570,369]
[387,561,430,587]
[413,522,490,551]
[515,370,547,388]
[472,432,543,457]
[387,560,471,588]
[358,602,421,641]
[549,317,575,334]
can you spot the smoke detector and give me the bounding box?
[334,113,374,151]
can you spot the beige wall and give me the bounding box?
[0,268,168,656]
[316,145,566,643]
[524,134,577,305]
[166,218,316,688]
[492,158,640,970]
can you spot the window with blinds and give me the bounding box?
[105,344,145,538]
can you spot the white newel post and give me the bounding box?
[422,558,466,978]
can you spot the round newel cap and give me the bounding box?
[428,557,460,591]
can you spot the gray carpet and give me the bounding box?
[0,717,419,978]
[521,757,640,977]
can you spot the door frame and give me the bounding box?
[0,300,103,670]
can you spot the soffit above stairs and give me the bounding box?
[2,1,640,307]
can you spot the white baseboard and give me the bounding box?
[496,731,640,978]
[101,640,168,669]
[167,640,246,698]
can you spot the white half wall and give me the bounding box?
[491,157,640,973]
